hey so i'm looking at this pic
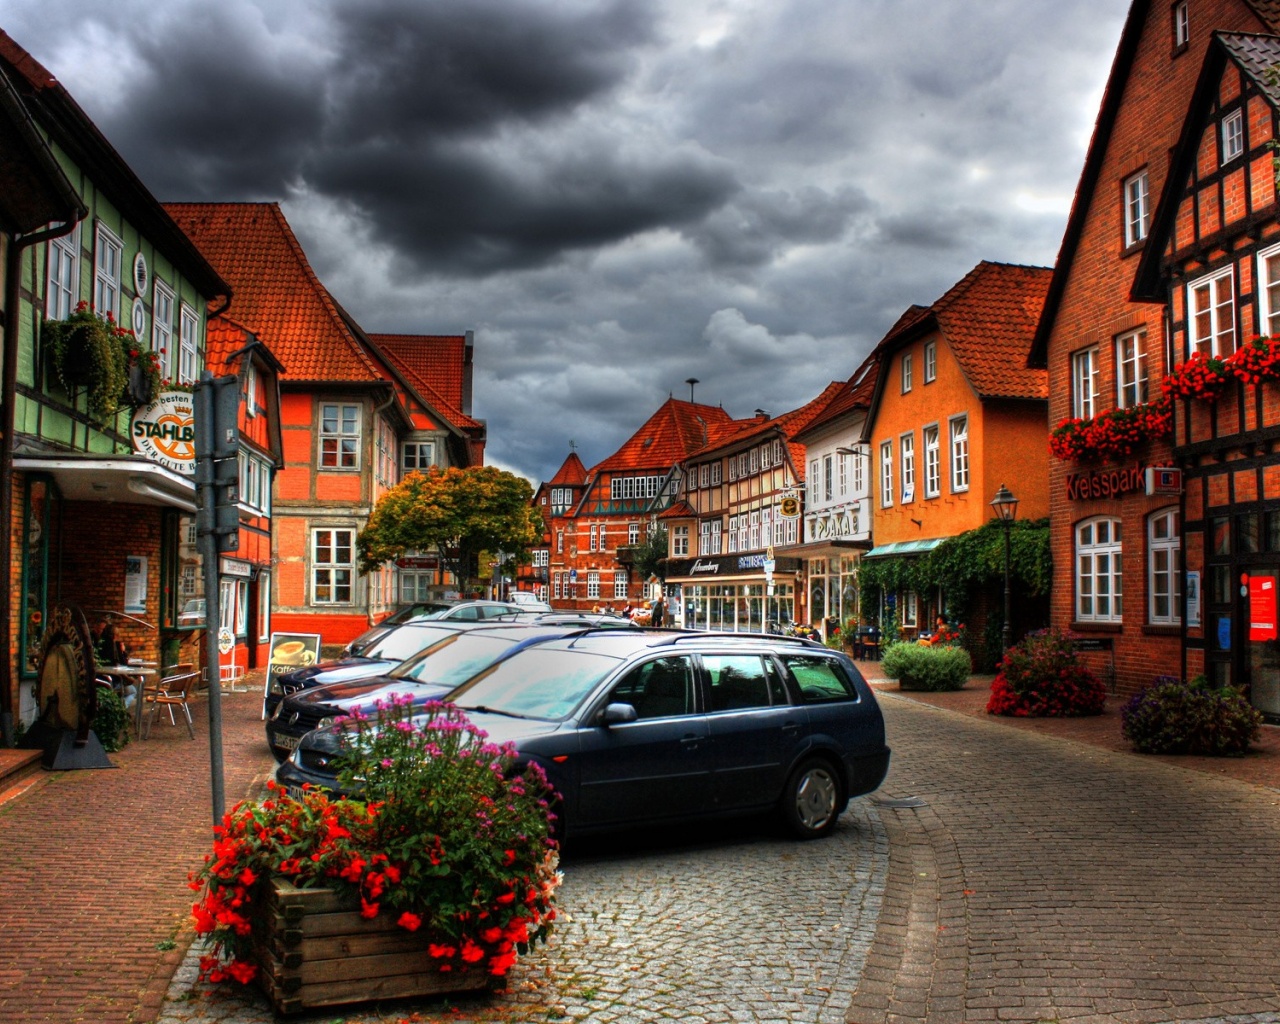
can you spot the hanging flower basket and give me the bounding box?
[1048,398,1172,463]
[42,302,155,423]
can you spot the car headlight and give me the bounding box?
[317,716,335,730]
[268,678,282,695]
[270,701,284,721]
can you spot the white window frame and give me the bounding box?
[1072,347,1099,420]
[1115,329,1148,408]
[402,440,435,476]
[900,432,915,504]
[1188,267,1235,357]
[823,454,834,502]
[852,445,865,495]
[587,572,600,600]
[809,460,819,504]
[628,522,640,545]
[1258,242,1280,338]
[1222,108,1244,164]
[923,340,937,383]
[711,462,722,486]
[902,590,919,629]
[901,352,913,393]
[245,361,258,418]
[949,416,969,493]
[93,222,123,322]
[672,525,689,557]
[1148,507,1182,625]
[880,440,894,507]
[923,425,941,499]
[838,450,848,496]
[312,528,355,605]
[1075,517,1123,623]
[320,402,361,470]
[46,222,80,322]
[150,279,174,381]
[613,571,628,600]
[258,573,271,642]
[1124,170,1150,247]
[1174,0,1189,47]
[179,303,199,384]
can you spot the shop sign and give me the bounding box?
[131,391,196,475]
[691,559,721,575]
[738,554,766,570]
[219,557,252,578]
[217,626,235,655]
[396,555,439,569]
[1144,467,1183,495]
[779,495,801,519]
[1249,576,1277,642]
[1064,463,1145,501]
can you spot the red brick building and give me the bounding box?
[542,399,743,613]
[1130,29,1280,715]
[1030,0,1278,697]
[523,451,589,601]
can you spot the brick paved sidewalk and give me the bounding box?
[0,676,278,1024]
[852,660,1280,794]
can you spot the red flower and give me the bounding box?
[397,912,422,932]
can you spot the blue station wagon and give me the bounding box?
[277,631,890,840]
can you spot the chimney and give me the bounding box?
[754,408,769,420]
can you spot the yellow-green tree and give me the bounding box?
[357,466,542,588]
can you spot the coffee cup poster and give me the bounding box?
[267,633,322,678]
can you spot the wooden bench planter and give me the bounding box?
[255,878,491,1016]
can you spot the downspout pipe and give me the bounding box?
[2,212,85,746]
[366,384,399,626]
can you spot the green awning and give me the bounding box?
[861,538,947,559]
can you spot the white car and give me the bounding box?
[509,592,553,613]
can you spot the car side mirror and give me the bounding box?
[600,702,638,726]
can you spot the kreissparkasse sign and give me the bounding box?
[131,391,196,475]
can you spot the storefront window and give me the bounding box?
[20,476,56,677]
[1238,513,1261,554]
[173,514,206,629]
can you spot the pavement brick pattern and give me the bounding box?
[851,692,1280,1024]
[0,688,275,1024]
[154,803,889,1023]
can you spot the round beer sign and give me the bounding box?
[131,391,196,475]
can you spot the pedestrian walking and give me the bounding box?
[651,595,665,627]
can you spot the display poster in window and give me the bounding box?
[1249,576,1278,642]
[1185,570,1201,628]
[124,556,147,614]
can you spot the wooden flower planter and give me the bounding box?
[254,878,490,1016]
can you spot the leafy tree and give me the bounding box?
[357,467,543,588]
[631,525,668,581]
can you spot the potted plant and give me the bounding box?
[189,696,561,1014]
[986,629,1106,717]
[42,302,130,421]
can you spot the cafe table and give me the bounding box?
[95,663,157,734]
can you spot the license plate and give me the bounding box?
[285,784,304,800]
[274,732,301,751]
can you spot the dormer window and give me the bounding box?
[1222,109,1244,164]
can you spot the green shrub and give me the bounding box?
[880,642,971,691]
[92,685,130,753]
[1121,675,1262,756]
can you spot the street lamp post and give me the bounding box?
[990,484,1019,654]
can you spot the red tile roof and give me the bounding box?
[548,452,588,486]
[369,334,468,413]
[204,317,253,376]
[164,202,383,383]
[880,261,1050,400]
[658,500,697,520]
[369,334,481,431]
[591,398,743,473]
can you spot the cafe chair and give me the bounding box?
[142,669,199,739]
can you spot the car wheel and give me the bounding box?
[781,758,842,839]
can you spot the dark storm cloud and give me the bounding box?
[326,0,656,139]
[308,137,738,273]
[687,185,874,267]
[876,207,1002,251]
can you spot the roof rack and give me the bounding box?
[647,631,821,648]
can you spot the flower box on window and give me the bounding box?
[1048,399,1172,463]
[1161,352,1229,402]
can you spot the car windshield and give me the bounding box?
[388,633,522,686]
[361,625,458,662]
[449,648,620,720]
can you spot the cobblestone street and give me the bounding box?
[7,673,1280,1023]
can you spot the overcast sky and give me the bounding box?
[7,0,1126,483]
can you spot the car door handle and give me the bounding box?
[681,735,702,750]
[781,722,800,735]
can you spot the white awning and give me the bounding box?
[14,455,197,512]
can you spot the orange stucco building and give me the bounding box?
[861,261,1051,640]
